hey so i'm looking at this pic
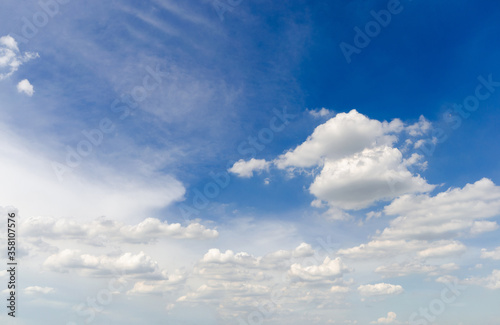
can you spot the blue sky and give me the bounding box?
[1,0,500,324]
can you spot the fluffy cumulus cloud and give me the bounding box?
[464,270,500,290]
[275,109,404,169]
[358,283,404,297]
[288,257,349,281]
[470,220,499,235]
[22,216,218,243]
[201,248,259,266]
[228,158,270,178]
[370,312,398,324]
[229,110,435,213]
[417,241,466,258]
[339,179,500,266]
[481,247,500,260]
[170,243,353,319]
[309,146,433,210]
[0,35,38,79]
[43,250,160,276]
[338,239,425,259]
[406,115,431,136]
[381,178,500,240]
[16,79,34,96]
[200,243,318,270]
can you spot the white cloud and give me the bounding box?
[262,242,315,263]
[435,275,459,284]
[288,257,349,281]
[414,139,425,149]
[464,269,500,290]
[228,158,270,178]
[406,115,431,136]
[275,109,403,169]
[330,285,350,293]
[17,79,34,96]
[22,216,218,242]
[481,247,500,260]
[339,178,500,266]
[375,261,458,278]
[24,286,55,295]
[201,248,259,267]
[382,178,500,240]
[338,239,425,259]
[366,211,382,221]
[358,283,403,296]
[199,243,316,269]
[0,125,186,221]
[43,250,160,276]
[229,110,436,214]
[171,242,352,315]
[127,270,186,295]
[0,35,38,79]
[471,221,499,235]
[308,107,332,118]
[417,241,466,258]
[258,110,433,212]
[309,146,434,210]
[370,312,398,324]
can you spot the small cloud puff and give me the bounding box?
[370,311,399,324]
[308,107,333,118]
[17,79,34,96]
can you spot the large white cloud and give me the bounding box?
[0,35,38,80]
[275,109,404,168]
[340,179,500,260]
[309,146,434,210]
[229,110,435,213]
[171,242,353,318]
[381,178,500,240]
